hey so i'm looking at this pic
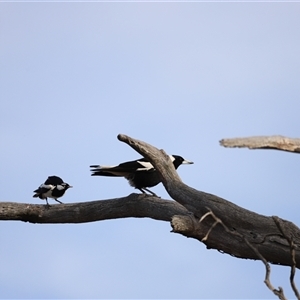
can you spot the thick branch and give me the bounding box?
[2,134,300,270]
[219,135,300,153]
[0,194,189,223]
[118,134,300,268]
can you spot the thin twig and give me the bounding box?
[273,216,300,300]
[200,208,287,300]
[289,239,300,300]
[199,211,220,242]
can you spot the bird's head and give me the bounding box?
[61,183,73,190]
[170,155,194,169]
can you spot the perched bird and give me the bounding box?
[33,176,72,206]
[90,155,193,196]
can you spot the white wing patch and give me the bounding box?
[136,161,154,171]
[56,185,65,191]
[39,184,55,191]
[39,184,55,198]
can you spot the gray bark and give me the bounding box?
[220,135,300,153]
[1,134,299,269]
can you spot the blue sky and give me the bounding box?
[1,2,300,299]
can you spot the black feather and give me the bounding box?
[45,176,64,185]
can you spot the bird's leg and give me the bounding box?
[54,198,63,204]
[141,188,158,197]
[45,199,51,208]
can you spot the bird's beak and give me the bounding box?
[182,159,194,165]
[69,185,73,188]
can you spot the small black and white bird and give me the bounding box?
[90,155,193,196]
[33,176,72,206]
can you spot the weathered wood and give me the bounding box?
[220,135,300,153]
[0,194,189,223]
[1,134,300,270]
[118,134,300,268]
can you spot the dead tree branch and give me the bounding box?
[117,134,300,268]
[199,208,287,300]
[220,135,300,153]
[0,194,189,223]
[1,134,300,271]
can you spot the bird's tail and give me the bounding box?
[90,165,124,177]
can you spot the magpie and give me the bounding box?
[33,176,72,206]
[90,155,193,196]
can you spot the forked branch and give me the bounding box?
[1,134,300,271]
[118,134,300,269]
[199,208,287,300]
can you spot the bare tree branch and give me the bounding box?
[198,208,287,300]
[118,134,300,268]
[219,134,300,297]
[219,135,300,153]
[1,134,300,272]
[0,194,189,223]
